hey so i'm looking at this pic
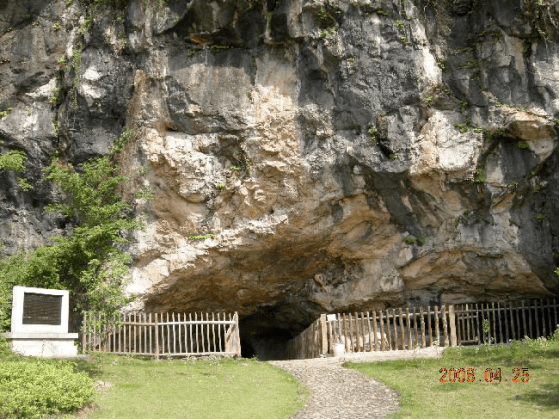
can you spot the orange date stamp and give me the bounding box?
[439,367,531,384]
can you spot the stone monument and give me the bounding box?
[2,286,79,357]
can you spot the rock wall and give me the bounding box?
[0,0,558,339]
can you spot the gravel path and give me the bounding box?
[269,347,444,419]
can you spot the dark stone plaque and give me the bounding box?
[22,293,62,325]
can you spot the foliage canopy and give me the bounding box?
[0,131,151,333]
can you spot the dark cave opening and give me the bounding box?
[240,336,256,358]
[239,314,303,360]
[239,324,295,360]
[237,301,325,360]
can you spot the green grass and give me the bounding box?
[68,353,309,419]
[345,335,559,419]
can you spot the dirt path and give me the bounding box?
[269,347,444,419]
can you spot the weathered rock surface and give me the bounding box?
[0,0,558,347]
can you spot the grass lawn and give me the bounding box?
[68,353,310,419]
[346,335,559,419]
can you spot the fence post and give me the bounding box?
[234,312,242,358]
[154,313,159,360]
[82,312,87,355]
[442,305,449,347]
[449,304,457,347]
[320,314,328,356]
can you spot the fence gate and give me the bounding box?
[82,311,241,359]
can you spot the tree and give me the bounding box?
[0,130,152,332]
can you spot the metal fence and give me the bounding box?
[82,311,241,359]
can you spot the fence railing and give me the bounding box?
[286,315,326,360]
[455,297,558,345]
[285,298,559,360]
[286,305,456,359]
[82,311,241,359]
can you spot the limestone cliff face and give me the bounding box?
[0,0,558,338]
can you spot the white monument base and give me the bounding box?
[3,332,79,358]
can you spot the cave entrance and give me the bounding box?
[240,337,256,358]
[238,313,309,360]
[239,322,294,360]
[238,303,322,360]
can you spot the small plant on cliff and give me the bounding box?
[405,236,416,245]
[367,126,378,142]
[320,26,337,39]
[135,165,150,176]
[317,7,332,23]
[111,128,135,155]
[135,186,155,201]
[0,150,25,172]
[78,15,93,36]
[517,140,530,149]
[49,87,60,105]
[70,42,83,109]
[210,45,230,53]
[189,234,216,240]
[454,123,469,133]
[0,149,33,192]
[472,168,486,184]
[0,107,13,118]
[216,183,225,189]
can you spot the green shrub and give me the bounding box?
[189,234,216,240]
[472,168,486,183]
[210,45,230,53]
[0,359,95,418]
[320,26,337,38]
[405,236,416,245]
[16,178,33,191]
[0,150,26,172]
